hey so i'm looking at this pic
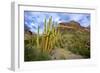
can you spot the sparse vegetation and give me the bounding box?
[60,30,90,58]
[24,17,90,61]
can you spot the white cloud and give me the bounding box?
[69,14,84,21]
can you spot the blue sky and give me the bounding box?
[24,11,90,34]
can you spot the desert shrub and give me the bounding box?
[24,47,51,61]
[24,36,51,61]
[60,30,90,58]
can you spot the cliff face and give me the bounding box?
[58,21,90,32]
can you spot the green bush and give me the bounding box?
[24,39,51,61]
[24,34,51,61]
[59,30,90,58]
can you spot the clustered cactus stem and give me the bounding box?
[35,16,61,54]
[40,16,61,53]
[36,25,40,49]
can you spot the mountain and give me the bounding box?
[24,24,36,40]
[58,21,90,32]
[59,21,81,28]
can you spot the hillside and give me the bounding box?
[24,20,90,61]
[56,21,90,58]
[58,20,90,32]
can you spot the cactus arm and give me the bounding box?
[36,25,40,49]
[44,17,47,34]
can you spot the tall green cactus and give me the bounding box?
[36,25,40,49]
[44,17,47,34]
[34,16,62,53]
[40,16,61,53]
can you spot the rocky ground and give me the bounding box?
[50,48,83,60]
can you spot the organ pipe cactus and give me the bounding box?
[41,16,61,53]
[35,16,61,53]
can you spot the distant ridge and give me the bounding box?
[58,20,90,32]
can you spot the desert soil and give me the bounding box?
[51,48,83,60]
